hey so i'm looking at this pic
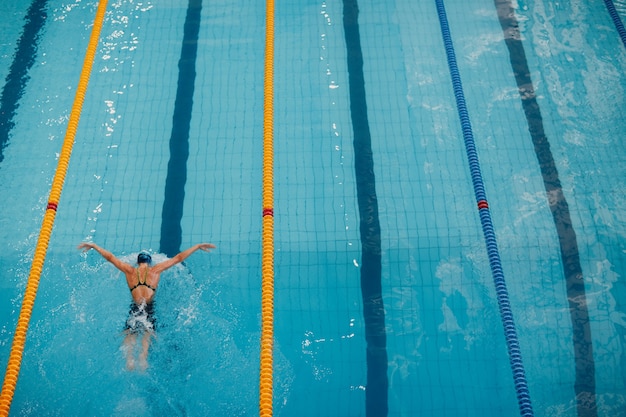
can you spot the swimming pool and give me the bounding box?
[1,0,625,415]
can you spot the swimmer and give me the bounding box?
[77,242,216,371]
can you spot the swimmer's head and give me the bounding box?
[137,251,152,264]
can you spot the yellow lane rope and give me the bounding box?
[260,0,275,414]
[0,1,109,414]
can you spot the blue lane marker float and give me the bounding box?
[434,0,534,415]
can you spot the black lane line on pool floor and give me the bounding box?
[493,1,597,415]
[160,0,202,257]
[0,0,48,165]
[342,1,389,416]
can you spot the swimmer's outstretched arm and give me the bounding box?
[152,243,216,273]
[77,242,133,273]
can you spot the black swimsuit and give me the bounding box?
[124,267,157,333]
[124,302,156,333]
[129,267,157,292]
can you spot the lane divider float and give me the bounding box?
[434,0,534,415]
[260,0,275,414]
[0,1,109,415]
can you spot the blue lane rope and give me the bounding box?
[603,0,626,49]
[433,0,534,415]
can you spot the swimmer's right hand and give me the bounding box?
[77,242,97,252]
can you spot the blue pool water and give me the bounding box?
[1,0,625,416]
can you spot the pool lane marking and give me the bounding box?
[434,0,535,415]
[0,0,49,164]
[342,1,389,416]
[159,0,202,257]
[493,0,597,414]
[260,0,275,414]
[0,0,109,414]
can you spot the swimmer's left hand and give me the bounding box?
[197,243,216,252]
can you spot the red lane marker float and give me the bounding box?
[46,202,58,211]
[262,207,274,217]
[477,200,489,210]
